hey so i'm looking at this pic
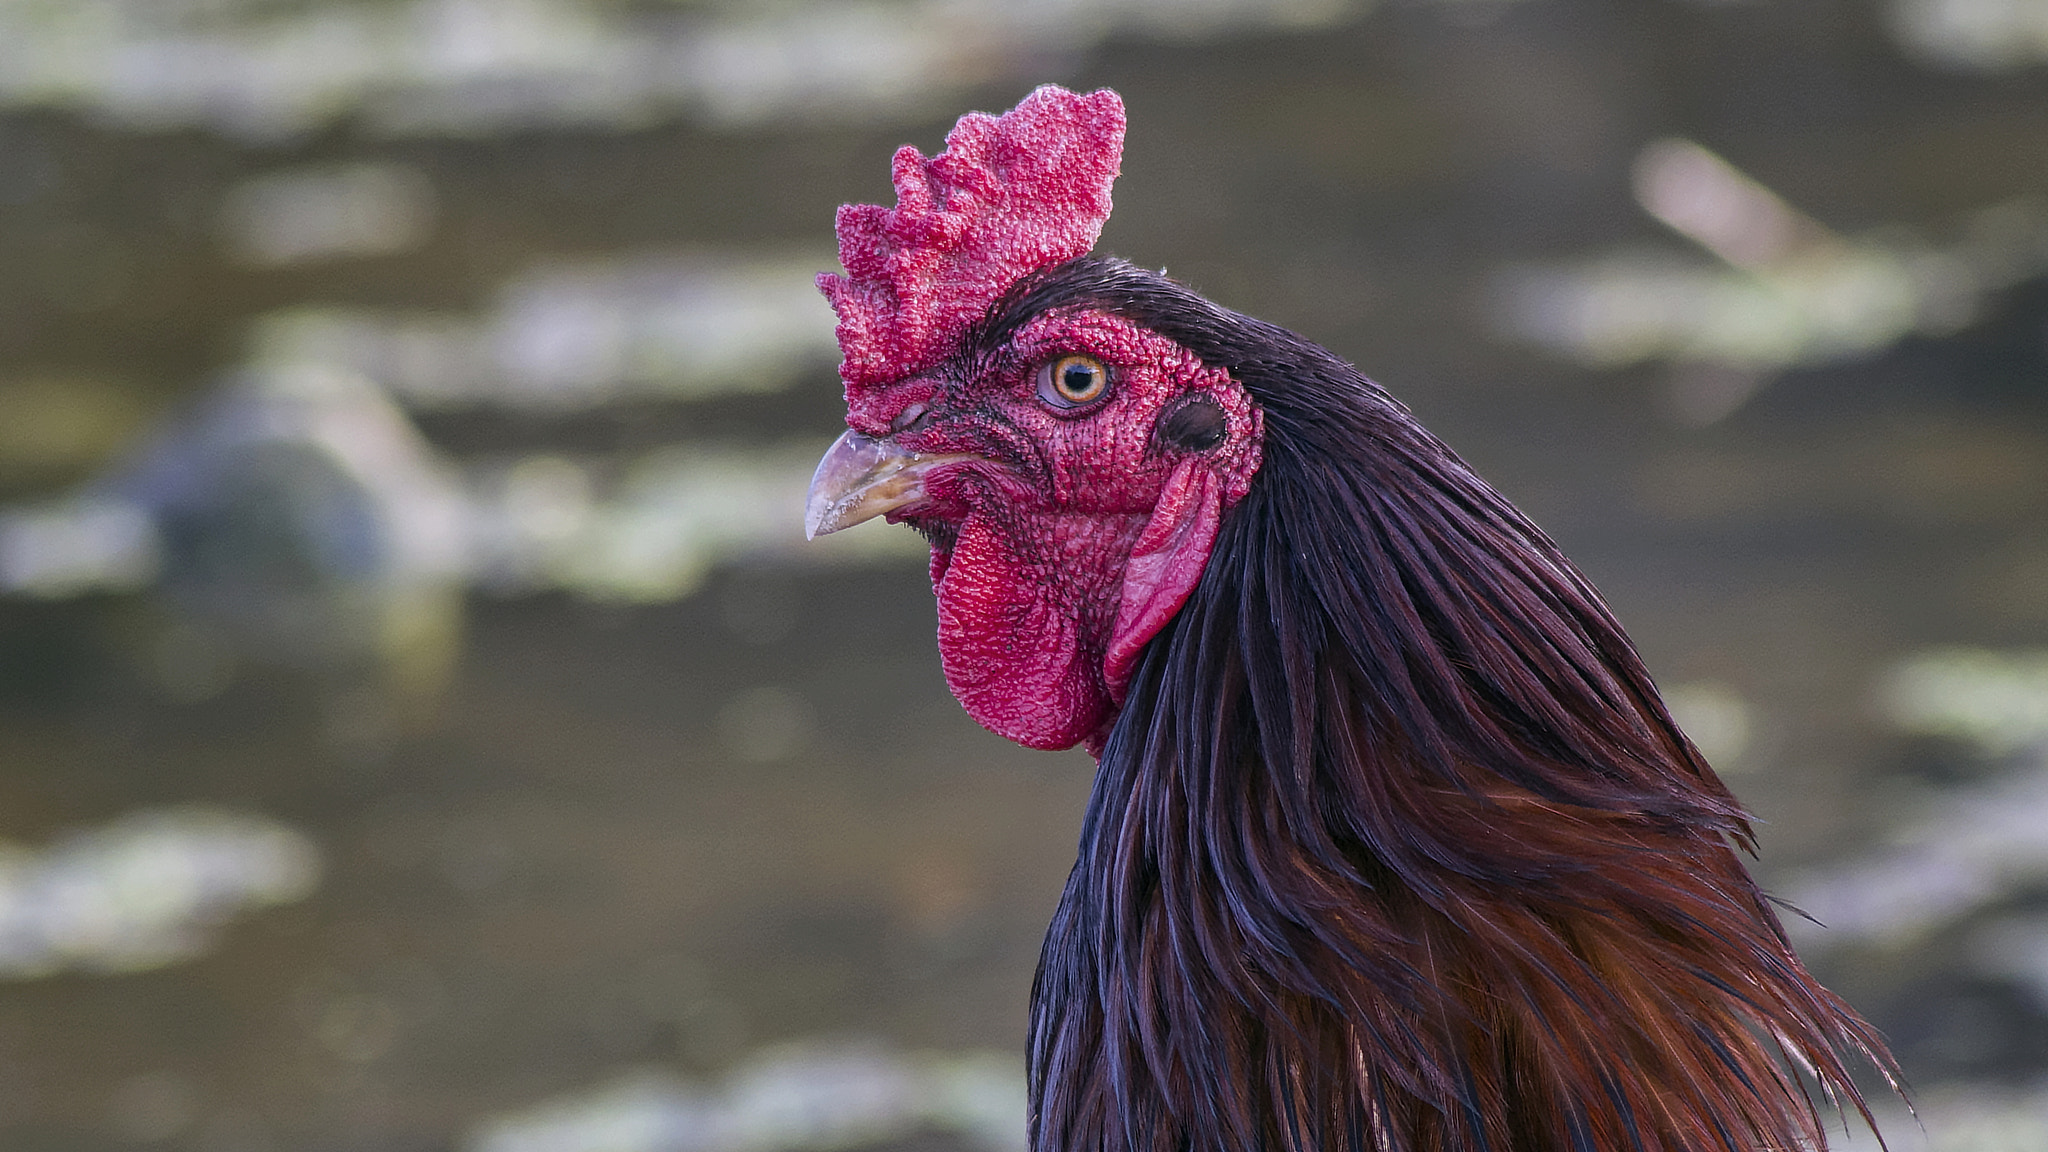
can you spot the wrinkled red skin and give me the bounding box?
[818,83,1262,753]
[819,86,1125,394]
[860,309,1262,753]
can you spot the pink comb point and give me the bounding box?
[818,85,1126,400]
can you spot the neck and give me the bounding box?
[1024,407,1891,1152]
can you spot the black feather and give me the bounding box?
[999,258,1899,1152]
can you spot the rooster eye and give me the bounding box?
[1037,354,1111,409]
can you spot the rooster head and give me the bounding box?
[806,85,1263,753]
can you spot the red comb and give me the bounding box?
[818,85,1126,396]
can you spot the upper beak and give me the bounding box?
[803,430,979,539]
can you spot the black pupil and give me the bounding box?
[1062,363,1096,395]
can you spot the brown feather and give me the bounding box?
[1005,258,1901,1152]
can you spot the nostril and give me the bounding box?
[890,403,929,434]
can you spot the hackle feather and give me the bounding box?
[1012,258,1899,1152]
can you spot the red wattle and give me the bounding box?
[1102,462,1226,702]
[934,511,1116,751]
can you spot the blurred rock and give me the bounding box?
[247,254,839,411]
[0,0,1369,141]
[1889,0,2048,71]
[467,1042,1025,1152]
[1883,648,2048,755]
[1787,649,2048,952]
[116,363,467,705]
[1491,143,2048,421]
[221,162,437,267]
[0,806,320,978]
[1664,680,1756,773]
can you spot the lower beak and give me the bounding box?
[803,430,979,539]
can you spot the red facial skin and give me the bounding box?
[820,86,1125,396]
[850,308,1263,753]
[818,84,1261,752]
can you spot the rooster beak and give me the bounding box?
[804,430,977,539]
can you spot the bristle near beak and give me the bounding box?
[803,430,978,539]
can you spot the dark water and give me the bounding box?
[0,0,2045,1148]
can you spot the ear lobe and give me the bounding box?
[1103,461,1225,702]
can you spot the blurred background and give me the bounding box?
[0,0,2044,1148]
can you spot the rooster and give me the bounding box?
[804,86,1897,1152]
